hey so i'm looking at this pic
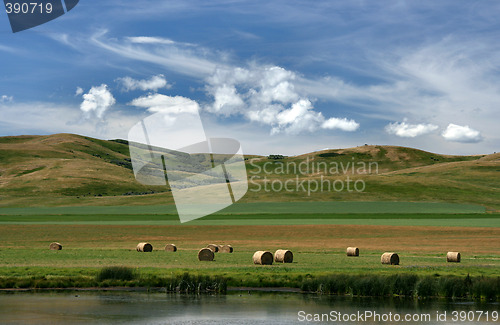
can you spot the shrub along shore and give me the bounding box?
[0,267,498,301]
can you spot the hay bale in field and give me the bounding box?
[446,252,461,263]
[49,242,62,250]
[207,244,220,253]
[136,242,153,252]
[274,249,293,263]
[198,248,215,261]
[220,245,233,253]
[164,244,177,252]
[381,252,399,265]
[253,251,273,265]
[346,247,359,256]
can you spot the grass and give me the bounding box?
[0,223,498,284]
[96,266,136,281]
[0,267,497,300]
[0,134,498,297]
[301,273,499,299]
[0,201,487,215]
[0,201,494,227]
[0,221,497,298]
[1,134,499,211]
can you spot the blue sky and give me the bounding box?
[0,1,499,155]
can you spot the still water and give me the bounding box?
[0,291,498,324]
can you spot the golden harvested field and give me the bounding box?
[2,224,499,254]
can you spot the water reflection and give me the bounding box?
[0,291,497,324]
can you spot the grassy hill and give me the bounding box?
[0,133,498,211]
[0,134,171,206]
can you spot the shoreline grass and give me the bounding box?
[0,267,497,300]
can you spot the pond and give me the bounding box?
[0,290,498,324]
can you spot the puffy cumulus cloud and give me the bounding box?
[1,95,13,102]
[210,84,245,116]
[80,84,115,119]
[442,124,482,143]
[246,105,281,125]
[117,74,170,92]
[205,65,358,134]
[272,99,322,134]
[385,120,438,137]
[129,93,199,115]
[322,117,360,132]
[75,87,84,96]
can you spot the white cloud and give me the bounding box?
[442,124,482,143]
[127,36,176,45]
[272,99,323,134]
[75,87,84,96]
[0,44,19,54]
[1,95,13,102]
[205,65,359,134]
[80,84,116,119]
[53,28,496,152]
[322,117,360,132]
[90,31,218,77]
[129,94,199,115]
[117,74,169,92]
[88,34,359,135]
[385,120,438,137]
[210,84,245,116]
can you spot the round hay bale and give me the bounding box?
[274,249,293,263]
[220,245,233,253]
[346,247,359,256]
[446,252,461,263]
[164,244,177,252]
[207,244,219,253]
[253,251,273,265]
[198,248,215,261]
[49,242,62,250]
[381,252,399,265]
[136,242,153,252]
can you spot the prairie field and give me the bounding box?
[0,218,498,282]
[0,134,498,297]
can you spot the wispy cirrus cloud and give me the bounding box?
[0,44,19,54]
[127,36,176,45]
[89,30,219,77]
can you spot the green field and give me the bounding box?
[0,134,498,298]
[0,202,498,227]
[0,221,499,298]
[0,201,488,215]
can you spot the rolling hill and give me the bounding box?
[0,133,498,211]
